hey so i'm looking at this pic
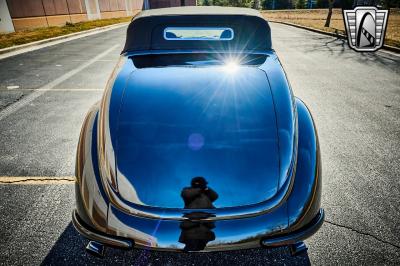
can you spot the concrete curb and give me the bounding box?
[0,22,129,56]
[269,20,400,54]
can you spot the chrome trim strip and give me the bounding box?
[122,50,273,57]
[71,210,133,249]
[261,209,324,247]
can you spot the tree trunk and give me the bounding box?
[324,0,334,27]
[253,0,260,9]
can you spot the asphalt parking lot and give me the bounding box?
[0,23,399,265]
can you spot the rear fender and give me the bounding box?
[287,98,322,230]
[75,104,109,233]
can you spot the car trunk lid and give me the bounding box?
[115,66,280,209]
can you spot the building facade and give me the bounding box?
[0,0,196,33]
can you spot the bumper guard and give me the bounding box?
[72,210,134,249]
[261,209,324,247]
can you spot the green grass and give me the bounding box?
[0,16,133,49]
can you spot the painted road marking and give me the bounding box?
[0,176,75,185]
[0,88,104,91]
[6,85,19,90]
[0,44,118,122]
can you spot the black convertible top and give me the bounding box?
[122,6,272,54]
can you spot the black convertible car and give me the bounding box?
[72,6,324,257]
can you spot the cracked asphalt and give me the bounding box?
[0,22,399,265]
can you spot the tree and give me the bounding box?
[274,0,293,8]
[316,0,329,7]
[376,0,400,8]
[261,0,273,8]
[296,0,306,8]
[213,0,253,6]
[252,0,261,9]
[212,0,228,5]
[339,0,353,8]
[324,0,334,27]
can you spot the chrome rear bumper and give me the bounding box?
[72,210,133,249]
[261,209,324,247]
[72,208,324,251]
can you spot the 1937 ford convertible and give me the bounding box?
[72,6,324,256]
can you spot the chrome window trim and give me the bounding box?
[163,27,234,41]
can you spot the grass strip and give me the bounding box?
[0,16,133,49]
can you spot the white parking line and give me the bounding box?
[6,85,19,90]
[0,44,118,122]
[0,88,104,91]
[0,176,75,184]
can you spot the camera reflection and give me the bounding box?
[179,177,219,252]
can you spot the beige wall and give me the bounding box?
[3,0,197,32]
[0,0,14,33]
[100,10,127,19]
[4,0,144,32]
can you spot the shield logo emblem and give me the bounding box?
[343,6,389,52]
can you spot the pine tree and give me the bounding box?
[296,0,306,8]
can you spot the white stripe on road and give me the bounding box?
[0,176,75,184]
[0,44,118,122]
[0,88,104,92]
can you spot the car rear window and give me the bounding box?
[131,53,267,68]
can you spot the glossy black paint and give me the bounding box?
[73,7,323,252]
[117,66,280,208]
[74,93,321,251]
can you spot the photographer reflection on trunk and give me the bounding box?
[179,176,219,251]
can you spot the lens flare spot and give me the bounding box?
[188,133,205,151]
[223,60,239,73]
